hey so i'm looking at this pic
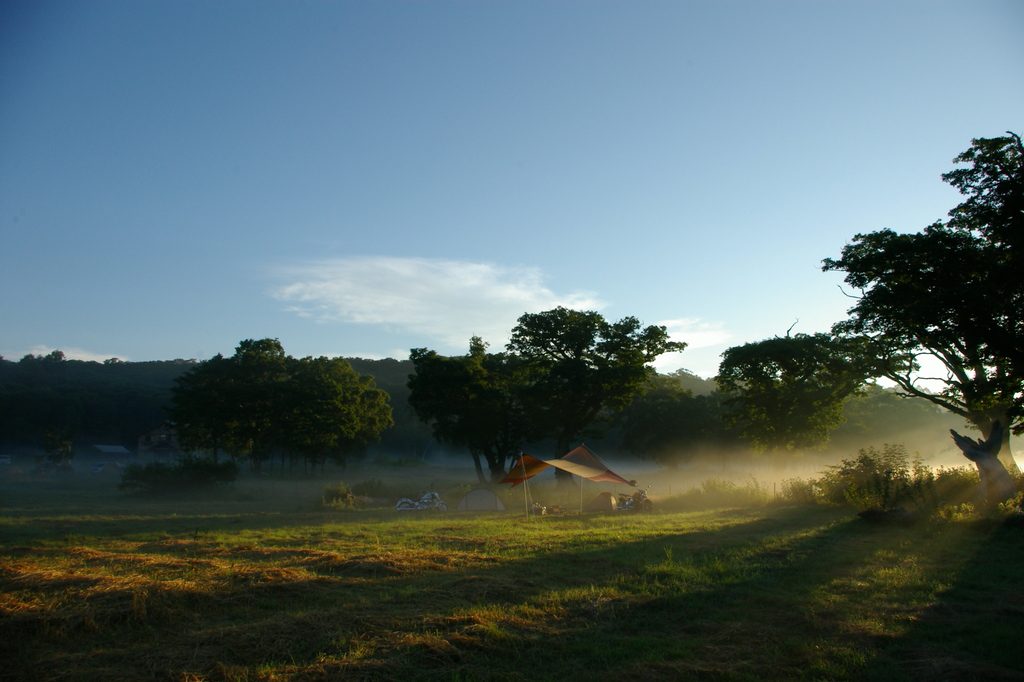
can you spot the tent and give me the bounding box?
[500,445,634,514]
[456,488,507,511]
[500,445,632,487]
[583,491,616,512]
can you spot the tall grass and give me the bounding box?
[659,475,771,510]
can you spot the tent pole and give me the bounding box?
[521,455,530,519]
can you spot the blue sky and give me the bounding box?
[2,1,1022,378]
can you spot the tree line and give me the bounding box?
[0,352,195,449]
[0,341,959,480]
[0,349,413,462]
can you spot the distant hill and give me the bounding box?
[0,355,197,452]
[663,369,718,396]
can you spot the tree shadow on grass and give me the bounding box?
[5,507,1016,681]
[855,520,1024,682]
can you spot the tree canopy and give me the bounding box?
[823,132,1024,472]
[407,308,683,484]
[408,337,530,483]
[170,339,393,470]
[507,307,684,483]
[716,333,873,454]
[617,370,735,466]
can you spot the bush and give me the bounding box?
[321,481,355,509]
[779,478,818,505]
[119,456,238,493]
[815,444,984,516]
[935,501,975,522]
[817,444,913,510]
[932,466,980,506]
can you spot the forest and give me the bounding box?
[0,336,965,477]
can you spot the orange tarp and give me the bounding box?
[500,454,552,487]
[500,445,632,487]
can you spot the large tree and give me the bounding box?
[408,337,530,483]
[170,339,392,471]
[716,333,875,456]
[507,307,684,486]
[168,353,236,461]
[223,339,290,470]
[823,132,1024,474]
[280,355,393,472]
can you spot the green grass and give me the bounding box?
[1,473,1022,681]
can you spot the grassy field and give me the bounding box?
[1,469,1022,682]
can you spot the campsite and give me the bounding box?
[3,458,1023,682]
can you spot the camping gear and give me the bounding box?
[500,445,632,487]
[455,488,507,511]
[501,445,635,515]
[615,485,653,512]
[583,491,616,512]
[395,490,448,511]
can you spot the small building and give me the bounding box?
[137,424,182,459]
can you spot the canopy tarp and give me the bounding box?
[500,445,632,487]
[500,454,552,487]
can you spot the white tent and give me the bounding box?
[456,488,507,511]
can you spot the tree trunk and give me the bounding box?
[470,451,486,484]
[970,406,1021,476]
[488,460,508,485]
[951,422,1018,506]
[484,450,509,485]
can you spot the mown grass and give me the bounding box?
[2,474,1023,681]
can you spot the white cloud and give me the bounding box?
[658,318,733,350]
[272,257,605,349]
[3,345,126,363]
[651,318,733,377]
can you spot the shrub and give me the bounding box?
[815,444,985,516]
[778,478,818,505]
[932,466,980,506]
[321,481,355,509]
[997,491,1024,517]
[119,456,238,493]
[817,444,913,510]
[935,501,975,522]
